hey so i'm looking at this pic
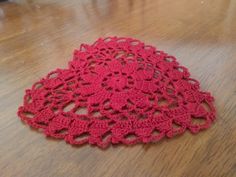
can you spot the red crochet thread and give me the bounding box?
[18,37,216,148]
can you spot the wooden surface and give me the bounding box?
[0,0,236,177]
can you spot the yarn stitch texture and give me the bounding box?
[18,37,216,148]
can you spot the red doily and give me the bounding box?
[18,37,216,148]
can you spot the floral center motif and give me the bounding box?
[102,72,134,92]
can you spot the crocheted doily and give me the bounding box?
[18,37,216,148]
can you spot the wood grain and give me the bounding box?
[0,0,236,177]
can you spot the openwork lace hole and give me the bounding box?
[155,50,162,55]
[201,101,211,112]
[104,37,112,42]
[166,88,174,94]
[48,72,58,79]
[44,101,51,107]
[172,121,182,130]
[130,40,140,46]
[52,107,59,114]
[121,105,129,111]
[115,51,126,59]
[177,67,184,72]
[114,71,119,75]
[129,110,138,116]
[157,98,168,107]
[187,78,198,85]
[154,110,161,116]
[91,103,99,107]
[55,84,64,90]
[168,103,178,109]
[120,116,128,121]
[22,111,34,119]
[102,131,112,142]
[97,116,109,120]
[103,99,110,107]
[164,57,174,62]
[105,58,112,62]
[127,53,134,58]
[191,116,206,125]
[151,129,161,136]
[91,111,102,117]
[144,45,152,50]
[153,70,160,78]
[75,107,88,115]
[63,101,75,112]
[57,129,68,135]
[74,132,90,142]
[137,58,144,62]
[138,114,148,120]
[149,97,155,104]
[80,45,86,52]
[123,86,130,91]
[128,81,134,85]
[88,61,97,67]
[125,133,137,141]
[108,121,116,127]
[33,82,43,89]
[25,95,32,104]
[79,116,90,121]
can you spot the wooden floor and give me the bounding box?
[0,0,236,177]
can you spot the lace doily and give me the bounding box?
[18,37,216,148]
